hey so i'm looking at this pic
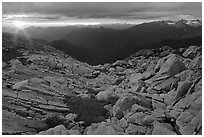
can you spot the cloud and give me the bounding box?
[2,2,202,27]
[3,2,202,19]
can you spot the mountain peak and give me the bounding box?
[161,19,202,27]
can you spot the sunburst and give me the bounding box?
[13,21,26,29]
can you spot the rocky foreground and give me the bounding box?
[2,35,202,135]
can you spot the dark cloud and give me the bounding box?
[3,2,202,20]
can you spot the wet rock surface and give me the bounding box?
[2,34,202,135]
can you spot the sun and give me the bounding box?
[13,21,26,29]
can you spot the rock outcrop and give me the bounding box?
[2,33,202,135]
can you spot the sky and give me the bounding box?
[2,2,202,28]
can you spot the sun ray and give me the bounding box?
[12,20,33,45]
[13,21,26,29]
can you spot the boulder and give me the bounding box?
[66,130,80,135]
[65,113,77,121]
[102,63,110,70]
[29,78,43,85]
[92,70,100,77]
[113,95,135,119]
[130,104,149,113]
[173,81,193,101]
[179,123,195,135]
[86,123,119,135]
[141,115,155,126]
[104,104,113,112]
[189,55,202,69]
[160,89,177,105]
[131,84,143,93]
[152,122,176,135]
[158,54,187,76]
[160,51,170,57]
[174,70,194,81]
[113,94,152,119]
[125,123,147,135]
[154,77,179,92]
[160,46,173,52]
[142,71,152,79]
[154,58,165,72]
[13,80,29,90]
[38,125,69,135]
[109,67,115,72]
[113,60,126,67]
[129,73,144,84]
[96,90,115,102]
[10,59,22,70]
[183,46,198,58]
[127,112,146,124]
[152,108,166,118]
[177,111,193,126]
[115,66,125,72]
[183,58,192,68]
[119,118,128,128]
[56,77,65,84]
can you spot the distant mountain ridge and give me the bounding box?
[3,19,201,65]
[3,24,135,41]
[52,19,201,65]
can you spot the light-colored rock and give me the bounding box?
[141,115,155,126]
[93,70,100,75]
[113,60,125,67]
[154,77,179,92]
[109,67,115,72]
[183,46,198,57]
[119,118,128,128]
[13,80,29,90]
[113,94,151,119]
[154,58,166,72]
[160,51,170,57]
[127,112,146,124]
[158,54,187,76]
[152,122,176,135]
[125,123,147,135]
[174,81,193,101]
[86,123,119,135]
[65,113,77,121]
[104,104,113,112]
[152,108,166,118]
[96,90,115,101]
[29,78,43,85]
[116,66,125,72]
[129,73,144,84]
[113,95,134,119]
[183,58,192,68]
[177,111,193,124]
[67,130,80,135]
[10,59,22,70]
[179,123,195,135]
[189,55,202,69]
[175,70,194,81]
[130,104,149,113]
[38,125,69,135]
